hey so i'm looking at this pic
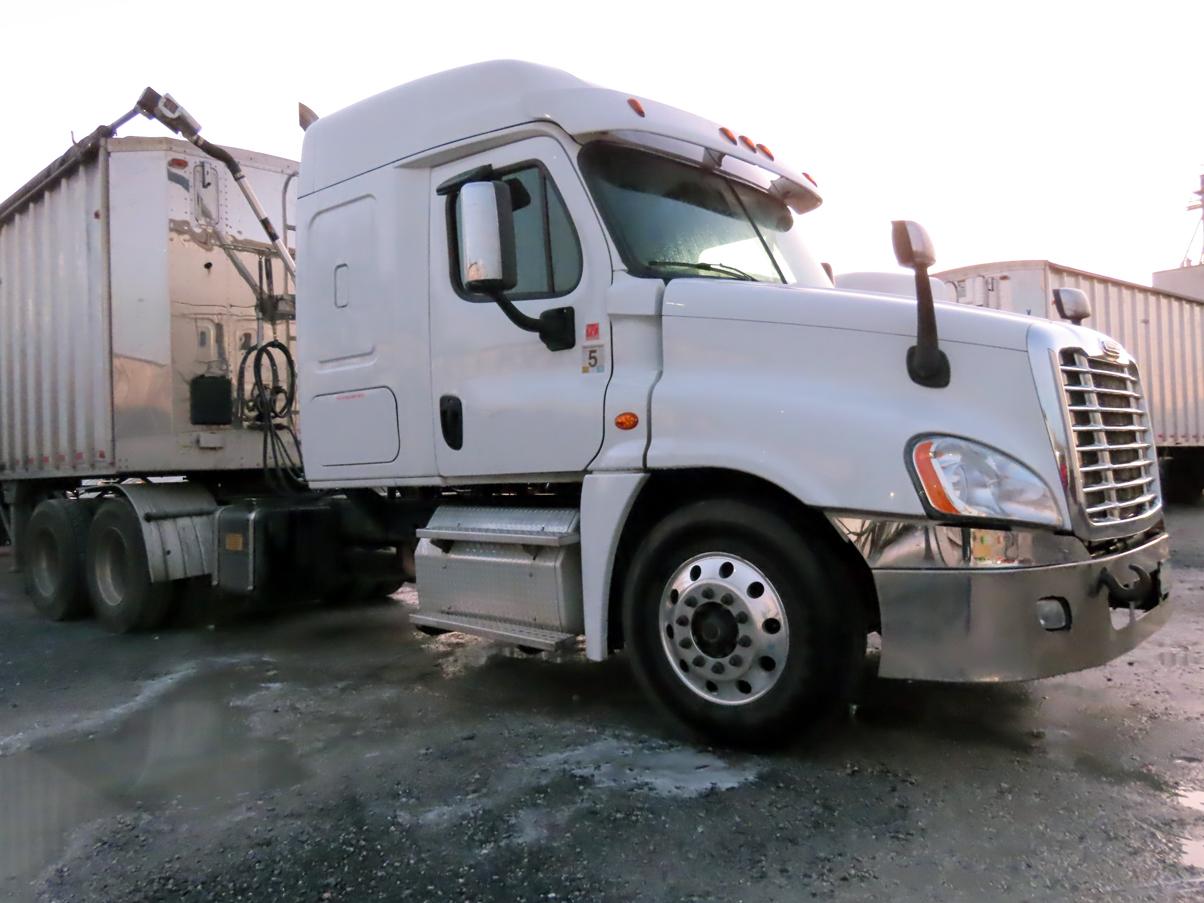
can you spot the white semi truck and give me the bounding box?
[0,62,1172,742]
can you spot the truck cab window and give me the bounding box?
[451,164,582,299]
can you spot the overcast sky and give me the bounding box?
[3,0,1202,285]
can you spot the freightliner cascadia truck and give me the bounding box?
[0,62,1172,742]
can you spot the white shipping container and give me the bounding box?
[0,133,298,480]
[936,260,1204,451]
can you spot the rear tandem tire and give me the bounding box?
[85,499,174,633]
[24,498,96,621]
[621,498,864,747]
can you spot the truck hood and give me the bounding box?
[661,278,1035,352]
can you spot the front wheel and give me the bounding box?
[622,499,862,745]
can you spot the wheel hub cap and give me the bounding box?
[659,553,790,706]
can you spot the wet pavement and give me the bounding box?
[1,508,1203,902]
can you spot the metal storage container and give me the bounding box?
[936,260,1204,450]
[0,133,298,480]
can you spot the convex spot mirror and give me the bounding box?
[1053,287,1091,325]
[458,180,518,295]
[891,220,936,269]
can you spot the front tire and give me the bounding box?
[622,498,861,745]
[86,500,174,633]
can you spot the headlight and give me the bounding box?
[908,436,1062,527]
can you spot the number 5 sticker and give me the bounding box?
[582,344,605,374]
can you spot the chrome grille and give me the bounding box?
[1058,350,1159,527]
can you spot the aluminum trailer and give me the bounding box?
[936,259,1204,500]
[0,129,305,607]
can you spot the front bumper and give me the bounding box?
[872,531,1171,682]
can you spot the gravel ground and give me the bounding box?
[1,508,1203,902]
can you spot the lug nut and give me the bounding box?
[738,635,752,647]
[679,637,693,649]
[685,596,698,608]
[729,654,743,666]
[721,593,734,606]
[701,587,715,600]
[692,655,705,667]
[735,611,748,624]
[676,615,689,626]
[711,662,725,675]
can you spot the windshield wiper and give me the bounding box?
[645,260,756,281]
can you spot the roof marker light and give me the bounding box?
[627,97,646,117]
[719,127,738,145]
[739,135,756,151]
[755,143,774,160]
[802,172,818,187]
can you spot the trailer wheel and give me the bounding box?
[86,500,173,633]
[622,498,861,746]
[25,499,96,621]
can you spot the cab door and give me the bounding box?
[428,136,612,478]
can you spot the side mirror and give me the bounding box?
[1052,287,1091,325]
[891,220,936,269]
[458,181,517,295]
[891,220,949,389]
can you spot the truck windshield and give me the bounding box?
[579,141,830,287]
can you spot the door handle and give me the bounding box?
[439,395,463,450]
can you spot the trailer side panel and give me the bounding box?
[0,144,114,479]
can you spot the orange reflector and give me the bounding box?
[168,157,189,169]
[738,135,756,151]
[912,440,959,515]
[756,143,774,160]
[615,412,639,431]
[627,97,646,117]
[719,127,738,145]
[802,171,818,187]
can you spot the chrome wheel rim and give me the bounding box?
[659,552,789,705]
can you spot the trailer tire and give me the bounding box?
[621,498,862,746]
[25,499,96,621]
[86,500,173,633]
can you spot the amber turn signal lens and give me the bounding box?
[719,127,738,145]
[627,97,646,117]
[911,440,958,515]
[615,412,639,431]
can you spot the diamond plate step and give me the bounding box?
[409,611,578,651]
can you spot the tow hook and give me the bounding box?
[1097,565,1155,610]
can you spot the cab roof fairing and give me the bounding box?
[297,60,822,212]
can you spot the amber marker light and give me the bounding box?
[755,143,774,160]
[627,97,646,117]
[739,135,756,151]
[719,127,738,145]
[911,439,960,516]
[615,412,639,431]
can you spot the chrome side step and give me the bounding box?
[416,505,580,547]
[409,611,577,651]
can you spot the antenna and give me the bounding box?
[1183,172,1204,267]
